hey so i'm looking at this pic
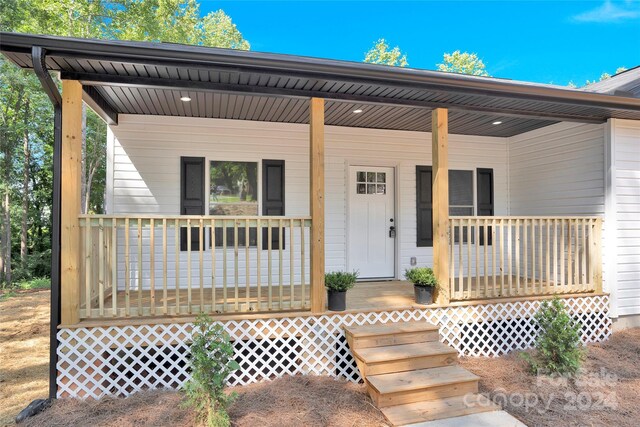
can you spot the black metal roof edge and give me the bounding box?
[2,32,640,112]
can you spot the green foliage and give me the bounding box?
[404,267,438,287]
[521,297,584,375]
[183,313,240,427]
[0,0,251,286]
[437,51,489,76]
[324,271,358,292]
[364,39,408,67]
[584,66,628,86]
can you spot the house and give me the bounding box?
[1,34,638,411]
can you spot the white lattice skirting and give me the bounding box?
[57,295,611,399]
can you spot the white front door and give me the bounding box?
[348,166,395,279]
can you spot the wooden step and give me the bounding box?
[344,321,439,349]
[354,341,458,376]
[367,365,479,408]
[381,394,501,426]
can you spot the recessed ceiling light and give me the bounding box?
[353,109,363,114]
[180,96,191,102]
[492,121,503,125]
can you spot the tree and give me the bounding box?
[585,66,628,86]
[364,39,408,67]
[437,51,489,76]
[0,0,251,286]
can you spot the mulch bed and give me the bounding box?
[460,328,640,427]
[23,376,389,427]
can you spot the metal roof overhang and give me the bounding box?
[2,32,640,137]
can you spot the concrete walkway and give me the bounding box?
[406,410,527,427]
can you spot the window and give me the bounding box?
[415,166,494,246]
[356,171,386,195]
[209,161,258,216]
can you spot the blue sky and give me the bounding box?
[203,0,640,86]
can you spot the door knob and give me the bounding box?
[389,226,396,238]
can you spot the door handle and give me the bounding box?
[389,226,396,238]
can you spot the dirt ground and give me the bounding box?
[23,376,388,427]
[2,290,639,427]
[0,290,50,427]
[460,328,640,427]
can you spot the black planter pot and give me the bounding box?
[414,285,433,305]
[327,290,347,311]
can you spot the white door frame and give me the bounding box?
[345,160,400,280]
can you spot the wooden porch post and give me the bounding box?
[60,80,83,325]
[432,108,450,304]
[310,98,325,313]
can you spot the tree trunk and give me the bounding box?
[3,172,11,286]
[21,99,30,268]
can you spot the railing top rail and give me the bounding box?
[79,214,312,220]
[449,216,603,220]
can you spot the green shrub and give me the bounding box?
[324,271,359,292]
[521,297,584,376]
[183,313,240,427]
[17,277,51,290]
[404,267,437,287]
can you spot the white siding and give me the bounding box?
[609,119,640,316]
[508,122,606,215]
[108,115,508,287]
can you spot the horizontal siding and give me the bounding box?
[613,119,640,316]
[508,122,606,216]
[108,115,508,285]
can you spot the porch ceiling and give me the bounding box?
[3,33,640,137]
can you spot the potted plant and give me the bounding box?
[404,267,438,304]
[325,271,358,311]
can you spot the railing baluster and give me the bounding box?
[499,219,504,297]
[256,218,262,309]
[199,218,204,312]
[573,219,579,287]
[545,219,551,295]
[174,219,180,313]
[467,219,472,298]
[98,218,104,317]
[507,219,512,297]
[582,218,587,290]
[492,218,496,297]
[458,219,463,299]
[245,218,250,309]
[150,218,155,316]
[567,219,572,292]
[523,219,528,295]
[84,218,91,316]
[538,219,543,294]
[234,220,239,312]
[449,218,455,300]
[515,218,520,295]
[483,218,488,297]
[560,219,566,293]
[211,219,216,311]
[162,218,167,315]
[531,219,536,295]
[553,219,559,294]
[300,219,305,308]
[125,218,130,316]
[474,219,480,298]
[137,218,142,316]
[187,219,192,313]
[279,219,284,308]
[111,218,117,317]
[268,221,273,310]
[223,219,228,312]
[290,218,295,307]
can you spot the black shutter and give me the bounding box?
[477,168,494,245]
[262,160,285,250]
[180,157,205,251]
[416,166,433,247]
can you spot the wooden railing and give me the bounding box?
[448,216,602,300]
[78,215,312,319]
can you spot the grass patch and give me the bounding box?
[0,277,50,301]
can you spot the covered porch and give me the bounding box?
[3,34,632,326]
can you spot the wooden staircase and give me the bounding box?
[344,321,500,426]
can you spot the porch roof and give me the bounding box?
[2,32,640,137]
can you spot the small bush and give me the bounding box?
[404,267,437,287]
[183,313,240,427]
[324,271,359,292]
[521,297,584,376]
[17,277,51,290]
